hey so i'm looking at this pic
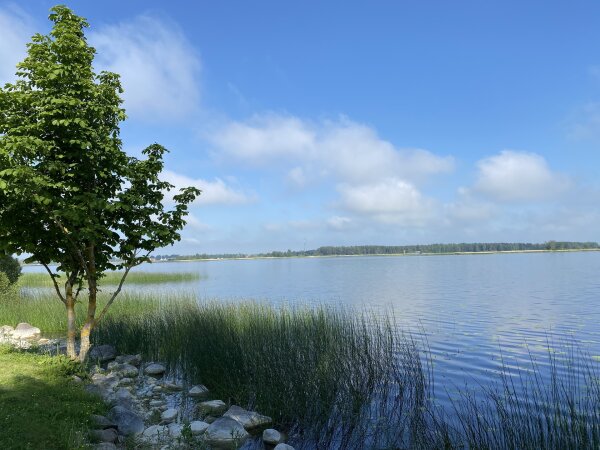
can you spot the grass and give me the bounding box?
[20,270,200,288]
[2,288,600,448]
[0,345,106,449]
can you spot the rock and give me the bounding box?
[11,323,41,341]
[71,375,83,383]
[115,354,142,366]
[119,377,135,386]
[115,388,134,407]
[160,408,178,424]
[197,399,227,417]
[263,428,283,445]
[93,444,117,450]
[91,414,116,430]
[89,344,117,362]
[107,406,144,436]
[38,338,50,345]
[204,415,218,424]
[149,399,164,407]
[188,384,209,398]
[144,363,166,376]
[190,420,209,435]
[168,423,183,438]
[223,405,272,430]
[163,381,183,391]
[205,417,250,448]
[0,325,14,336]
[118,364,139,378]
[274,445,295,450]
[141,424,169,444]
[90,428,118,443]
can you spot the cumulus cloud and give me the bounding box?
[210,114,454,184]
[338,178,435,225]
[327,216,353,230]
[90,15,200,121]
[0,6,34,84]
[473,150,570,202]
[161,170,254,205]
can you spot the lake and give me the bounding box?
[24,251,600,407]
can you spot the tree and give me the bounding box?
[0,6,200,361]
[0,254,21,284]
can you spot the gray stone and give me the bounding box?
[115,387,134,407]
[163,381,183,391]
[205,417,250,448]
[197,399,227,417]
[168,423,183,438]
[115,354,142,366]
[11,323,41,340]
[91,414,117,430]
[118,364,139,378]
[71,375,83,383]
[119,377,135,386]
[190,420,209,435]
[263,428,283,445]
[144,363,166,376]
[149,399,164,407]
[0,325,14,336]
[89,344,117,362]
[223,405,272,430]
[160,407,178,424]
[204,415,218,424]
[107,405,144,436]
[274,445,295,450]
[141,424,169,444]
[93,444,117,450]
[90,428,118,443]
[188,384,209,398]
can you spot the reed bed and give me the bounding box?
[19,271,200,288]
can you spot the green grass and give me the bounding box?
[0,345,106,449]
[20,270,200,288]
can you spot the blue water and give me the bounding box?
[24,251,600,406]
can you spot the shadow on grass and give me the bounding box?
[0,348,105,450]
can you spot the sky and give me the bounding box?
[1,1,600,253]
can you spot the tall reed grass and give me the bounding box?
[19,271,200,288]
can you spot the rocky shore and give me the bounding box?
[1,323,295,450]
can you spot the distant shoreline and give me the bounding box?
[151,247,600,263]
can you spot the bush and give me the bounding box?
[0,273,18,303]
[0,255,21,284]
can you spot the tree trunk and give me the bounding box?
[78,244,97,362]
[65,285,77,359]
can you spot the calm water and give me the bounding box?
[25,251,600,404]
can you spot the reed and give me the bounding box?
[19,271,200,288]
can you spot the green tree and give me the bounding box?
[0,6,200,361]
[0,254,21,284]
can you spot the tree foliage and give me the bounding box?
[0,255,21,284]
[0,6,200,359]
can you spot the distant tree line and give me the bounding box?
[153,241,600,261]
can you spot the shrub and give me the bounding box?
[0,272,18,303]
[0,255,21,284]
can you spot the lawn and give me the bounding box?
[0,346,106,449]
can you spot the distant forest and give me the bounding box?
[153,241,600,261]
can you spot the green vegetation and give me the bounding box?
[0,346,106,449]
[0,6,199,360]
[20,271,200,288]
[0,255,21,284]
[154,241,600,261]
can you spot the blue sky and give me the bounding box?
[2,1,600,253]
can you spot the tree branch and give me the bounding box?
[52,218,91,280]
[94,264,132,324]
[41,262,66,304]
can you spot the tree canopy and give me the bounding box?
[0,6,200,360]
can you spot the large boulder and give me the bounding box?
[115,354,142,366]
[274,444,296,450]
[90,428,118,443]
[205,417,250,448]
[223,405,272,431]
[160,408,178,424]
[188,384,209,398]
[141,424,169,445]
[11,323,41,341]
[190,420,210,435]
[263,428,283,445]
[107,406,144,436]
[89,344,117,362]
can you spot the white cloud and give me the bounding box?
[327,216,352,230]
[473,150,570,202]
[566,102,600,141]
[338,178,435,225]
[210,114,454,184]
[161,170,254,205]
[0,6,34,84]
[90,15,200,121]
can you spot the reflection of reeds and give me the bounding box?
[19,271,200,287]
[2,290,600,448]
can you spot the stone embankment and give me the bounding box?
[1,323,294,450]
